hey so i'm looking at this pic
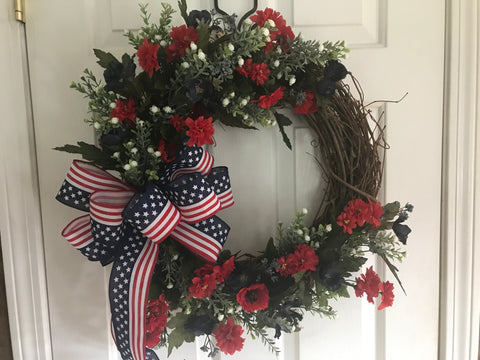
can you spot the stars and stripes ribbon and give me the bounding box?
[56,145,233,360]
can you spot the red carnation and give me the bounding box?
[157,139,177,163]
[236,283,270,312]
[169,114,186,131]
[365,200,384,228]
[337,211,356,234]
[252,86,285,109]
[250,8,295,52]
[217,256,235,282]
[294,91,318,114]
[355,266,381,304]
[110,98,137,125]
[293,244,319,272]
[236,59,253,77]
[165,25,198,62]
[276,254,299,277]
[212,317,245,355]
[188,274,217,299]
[378,281,395,310]
[345,199,370,226]
[145,294,170,349]
[137,38,160,77]
[185,116,215,147]
[249,62,270,85]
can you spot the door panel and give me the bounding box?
[26,0,444,359]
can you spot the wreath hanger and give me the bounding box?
[213,0,258,28]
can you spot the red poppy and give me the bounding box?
[293,244,319,272]
[185,116,215,147]
[378,281,394,310]
[165,25,198,62]
[188,274,217,298]
[336,211,356,234]
[252,86,285,109]
[110,98,137,125]
[169,114,186,131]
[145,294,170,348]
[137,38,160,77]
[294,91,319,114]
[236,283,270,312]
[276,254,298,277]
[212,317,245,355]
[355,266,381,304]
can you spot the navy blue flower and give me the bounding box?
[187,10,211,27]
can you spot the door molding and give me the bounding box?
[0,1,51,359]
[440,0,480,359]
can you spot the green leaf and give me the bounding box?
[382,202,401,221]
[167,312,195,356]
[274,113,292,150]
[336,284,350,298]
[177,0,188,23]
[196,22,210,50]
[263,237,278,259]
[54,142,117,170]
[379,253,406,294]
[93,49,118,68]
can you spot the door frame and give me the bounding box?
[1,0,478,359]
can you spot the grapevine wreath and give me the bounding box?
[55,2,413,359]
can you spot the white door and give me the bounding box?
[25,0,444,359]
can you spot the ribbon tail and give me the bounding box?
[109,226,160,360]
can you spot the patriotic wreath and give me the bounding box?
[55,2,412,359]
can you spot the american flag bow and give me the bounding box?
[56,145,234,360]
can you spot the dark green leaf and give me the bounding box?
[167,312,195,356]
[54,142,117,170]
[274,113,292,150]
[263,237,278,259]
[177,0,188,23]
[380,253,406,294]
[93,49,118,68]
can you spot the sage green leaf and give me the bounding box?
[274,112,292,150]
[93,49,118,68]
[54,142,116,170]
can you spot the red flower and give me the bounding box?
[378,281,394,310]
[212,317,245,355]
[157,139,177,163]
[236,59,253,77]
[345,199,369,226]
[188,274,217,298]
[145,294,170,349]
[276,254,299,277]
[250,8,295,52]
[293,244,319,272]
[365,200,384,228]
[137,38,160,77]
[236,283,270,312]
[169,114,186,131]
[165,25,198,62]
[236,60,270,85]
[193,256,235,283]
[355,266,381,304]
[110,98,137,125]
[252,86,285,109]
[185,116,215,147]
[337,211,356,234]
[294,91,319,114]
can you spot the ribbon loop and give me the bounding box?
[206,166,234,210]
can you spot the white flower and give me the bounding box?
[130,160,138,167]
[172,254,179,261]
[222,98,230,107]
[267,19,276,27]
[238,57,244,66]
[240,99,248,107]
[109,102,117,109]
[190,42,197,51]
[296,229,303,235]
[181,62,190,69]
[163,106,173,113]
[197,50,206,61]
[273,60,280,68]
[123,164,131,171]
[319,43,324,52]
[154,151,161,158]
[325,224,332,232]
[110,117,119,124]
[147,147,154,154]
[229,91,235,98]
[227,307,234,314]
[150,105,159,113]
[243,114,249,120]
[166,283,174,289]
[217,314,225,321]
[112,152,120,158]
[277,47,282,54]
[262,28,270,37]
[136,120,144,126]
[130,147,138,154]
[160,40,167,47]
[227,43,234,51]
[185,308,191,315]
[243,18,252,26]
[304,235,311,242]
[154,34,161,41]
[302,208,308,214]
[126,141,134,147]
[265,36,271,42]
[298,33,304,41]
[276,73,282,79]
[93,122,101,129]
[289,76,296,86]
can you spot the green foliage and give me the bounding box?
[54,142,116,170]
